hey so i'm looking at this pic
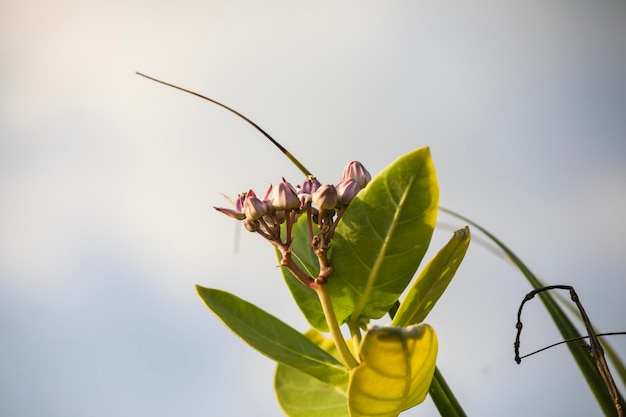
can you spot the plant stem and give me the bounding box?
[279,251,314,287]
[429,366,468,417]
[315,284,359,369]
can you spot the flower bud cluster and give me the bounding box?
[214,161,371,278]
[300,161,371,213]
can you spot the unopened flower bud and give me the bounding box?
[243,190,267,220]
[335,178,362,205]
[341,161,371,188]
[235,192,247,213]
[312,184,338,210]
[300,176,321,194]
[271,178,300,210]
[265,210,286,226]
[243,218,260,232]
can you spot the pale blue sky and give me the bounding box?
[1,1,625,416]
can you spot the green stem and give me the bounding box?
[429,366,467,417]
[315,284,359,369]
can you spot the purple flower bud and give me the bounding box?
[234,192,247,213]
[271,178,300,210]
[299,176,321,194]
[243,189,267,220]
[214,191,248,220]
[341,161,371,188]
[312,184,338,210]
[335,178,362,205]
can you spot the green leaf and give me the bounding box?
[392,226,470,327]
[275,329,349,417]
[348,324,438,417]
[275,365,349,417]
[428,366,468,417]
[196,286,348,385]
[329,147,439,324]
[285,214,320,278]
[441,207,625,416]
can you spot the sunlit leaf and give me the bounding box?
[275,329,349,417]
[329,147,439,324]
[385,274,467,417]
[392,227,470,327]
[196,286,348,385]
[348,324,438,417]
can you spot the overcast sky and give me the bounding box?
[1,1,625,416]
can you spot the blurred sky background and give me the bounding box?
[1,1,625,416]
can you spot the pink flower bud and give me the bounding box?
[335,178,362,205]
[341,161,371,188]
[234,192,247,213]
[214,191,248,220]
[312,184,338,210]
[243,190,267,220]
[271,178,300,210]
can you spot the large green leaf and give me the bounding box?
[329,147,439,324]
[196,286,348,385]
[392,226,470,327]
[275,329,349,417]
[348,324,438,417]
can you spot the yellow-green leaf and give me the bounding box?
[392,227,470,327]
[275,363,349,417]
[276,329,349,417]
[348,324,438,417]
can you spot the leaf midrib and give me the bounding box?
[349,171,419,321]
